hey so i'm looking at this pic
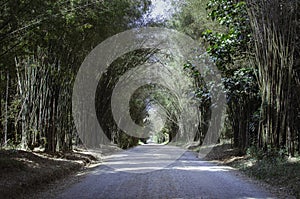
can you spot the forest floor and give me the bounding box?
[199,143,300,198]
[0,145,120,199]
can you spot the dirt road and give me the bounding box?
[56,144,274,199]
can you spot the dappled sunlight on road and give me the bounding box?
[172,165,235,172]
[57,145,275,199]
[102,144,187,173]
[101,145,235,173]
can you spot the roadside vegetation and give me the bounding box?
[238,156,300,198]
[196,142,300,198]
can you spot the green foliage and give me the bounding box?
[246,145,287,163]
[117,133,139,149]
[129,83,180,144]
[202,0,251,70]
[167,0,222,39]
[183,62,211,105]
[153,131,168,144]
[223,67,259,102]
[1,0,151,68]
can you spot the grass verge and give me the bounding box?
[192,143,300,198]
[228,156,300,198]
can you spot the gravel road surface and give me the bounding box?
[56,144,275,199]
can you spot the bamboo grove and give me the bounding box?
[0,0,151,152]
[175,0,299,156]
[1,0,300,157]
[248,0,299,156]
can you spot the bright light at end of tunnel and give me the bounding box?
[148,0,174,20]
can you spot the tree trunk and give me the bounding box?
[3,71,9,146]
